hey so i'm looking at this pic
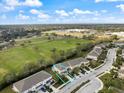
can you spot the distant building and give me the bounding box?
[113,42,124,47]
[13,71,53,93]
[0,42,10,50]
[106,32,124,37]
[52,57,89,74]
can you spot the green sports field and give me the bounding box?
[0,37,91,82]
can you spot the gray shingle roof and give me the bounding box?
[14,71,52,92]
[95,44,106,49]
[54,57,89,71]
[67,57,89,67]
[88,51,99,58]
[87,46,102,59]
[0,42,9,47]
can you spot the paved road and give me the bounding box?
[76,78,102,93]
[57,48,117,93]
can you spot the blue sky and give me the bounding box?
[0,0,124,24]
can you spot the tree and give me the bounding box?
[89,61,95,68]
[82,34,95,40]
[3,72,16,83]
[80,63,85,69]
[20,43,25,47]
[10,39,15,46]
[66,49,76,58]
[51,48,57,53]
[28,40,31,43]
[51,52,61,63]
[37,58,45,67]
[22,62,40,76]
[111,35,118,40]
[72,67,80,75]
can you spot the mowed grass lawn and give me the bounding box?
[0,86,14,93]
[0,37,91,82]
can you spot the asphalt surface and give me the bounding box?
[76,78,102,93]
[57,48,117,93]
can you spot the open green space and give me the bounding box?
[0,37,91,83]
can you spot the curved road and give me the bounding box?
[76,78,103,93]
[57,48,117,93]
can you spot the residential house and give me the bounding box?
[13,71,53,93]
[52,57,89,74]
[67,58,89,69]
[52,62,70,74]
[95,44,106,49]
[86,45,103,61]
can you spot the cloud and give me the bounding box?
[116,4,124,12]
[4,6,15,11]
[5,0,20,7]
[107,0,124,2]
[1,0,42,12]
[5,0,42,7]
[38,13,50,19]
[30,9,50,19]
[69,9,100,16]
[16,12,29,20]
[71,8,94,15]
[95,0,124,3]
[101,10,108,13]
[22,0,42,7]
[19,10,24,14]
[55,9,100,17]
[95,0,103,3]
[0,14,7,19]
[0,3,14,12]
[55,10,69,17]
[30,9,40,14]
